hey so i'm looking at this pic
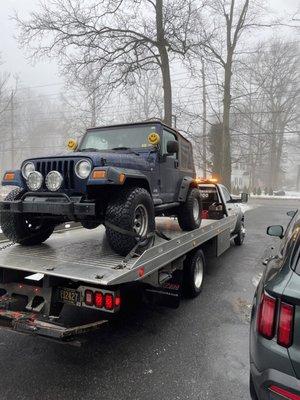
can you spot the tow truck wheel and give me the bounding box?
[177,188,202,231]
[183,249,205,298]
[105,187,155,256]
[234,220,245,246]
[0,188,55,245]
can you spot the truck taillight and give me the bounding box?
[94,292,104,308]
[104,293,114,310]
[84,289,94,306]
[257,292,276,339]
[277,302,294,348]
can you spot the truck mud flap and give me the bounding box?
[143,271,182,309]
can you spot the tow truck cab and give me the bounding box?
[198,180,248,234]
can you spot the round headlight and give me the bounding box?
[22,162,35,179]
[75,160,92,179]
[27,171,43,191]
[45,171,63,192]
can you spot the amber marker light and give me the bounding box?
[92,170,106,179]
[3,172,15,181]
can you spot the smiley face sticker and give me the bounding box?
[147,132,160,145]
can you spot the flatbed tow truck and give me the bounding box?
[0,181,247,344]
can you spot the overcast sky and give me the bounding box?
[0,0,298,92]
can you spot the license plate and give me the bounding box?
[59,288,79,305]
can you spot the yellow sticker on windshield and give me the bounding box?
[148,132,160,145]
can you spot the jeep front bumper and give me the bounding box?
[0,192,96,218]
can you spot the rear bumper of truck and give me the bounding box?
[0,192,96,218]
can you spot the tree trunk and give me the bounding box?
[222,57,232,190]
[201,58,207,178]
[156,0,172,126]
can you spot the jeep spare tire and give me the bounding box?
[177,188,202,231]
[0,188,55,245]
[105,187,155,256]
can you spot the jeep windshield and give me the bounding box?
[79,126,158,151]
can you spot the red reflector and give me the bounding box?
[278,302,294,348]
[201,210,209,219]
[257,292,276,339]
[84,289,94,306]
[94,291,104,308]
[105,293,114,310]
[114,295,121,307]
[270,385,300,400]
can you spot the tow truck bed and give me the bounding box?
[0,216,234,286]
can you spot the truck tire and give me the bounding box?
[177,188,202,231]
[0,188,55,245]
[234,220,245,246]
[183,249,205,298]
[105,187,155,256]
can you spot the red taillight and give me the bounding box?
[94,291,104,308]
[277,302,294,348]
[104,293,114,310]
[270,385,300,400]
[114,295,121,308]
[84,289,94,306]
[257,292,277,339]
[201,210,209,219]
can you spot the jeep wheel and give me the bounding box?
[105,187,155,256]
[177,188,202,231]
[0,188,55,245]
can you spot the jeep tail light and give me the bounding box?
[105,293,114,310]
[94,291,104,308]
[270,385,300,400]
[84,289,94,306]
[277,302,294,348]
[257,292,276,339]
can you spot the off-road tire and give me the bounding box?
[0,188,55,245]
[183,249,205,298]
[177,188,202,231]
[105,187,155,256]
[234,220,245,246]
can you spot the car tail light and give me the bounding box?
[105,293,114,310]
[84,289,94,306]
[270,385,300,400]
[201,210,209,219]
[94,291,104,308]
[257,292,277,339]
[277,302,294,348]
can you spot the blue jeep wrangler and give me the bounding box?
[0,121,202,256]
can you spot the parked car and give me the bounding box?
[250,209,300,399]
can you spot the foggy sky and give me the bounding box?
[0,0,298,92]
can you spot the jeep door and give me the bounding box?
[159,129,179,203]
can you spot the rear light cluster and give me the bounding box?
[84,289,121,312]
[270,385,300,400]
[257,291,294,348]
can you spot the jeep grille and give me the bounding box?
[35,159,75,190]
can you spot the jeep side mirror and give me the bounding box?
[267,225,284,238]
[166,140,179,154]
[241,193,248,203]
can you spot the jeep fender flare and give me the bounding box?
[177,176,197,202]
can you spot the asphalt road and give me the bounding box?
[0,199,299,400]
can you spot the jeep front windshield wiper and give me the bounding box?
[111,147,140,156]
[80,148,100,152]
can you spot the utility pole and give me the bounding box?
[201,58,207,178]
[10,90,15,168]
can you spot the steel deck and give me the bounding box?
[0,217,234,286]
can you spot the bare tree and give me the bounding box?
[197,0,268,189]
[15,0,202,126]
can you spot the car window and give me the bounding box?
[279,211,299,256]
[220,185,231,203]
[162,129,178,158]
